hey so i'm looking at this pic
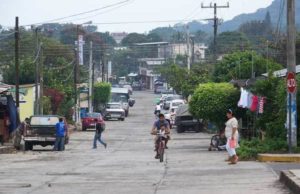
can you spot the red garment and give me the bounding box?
[250,96,259,112]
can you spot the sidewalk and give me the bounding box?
[280,170,300,194]
[258,154,300,163]
[258,153,300,193]
[0,143,15,154]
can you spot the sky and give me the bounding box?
[0,0,274,33]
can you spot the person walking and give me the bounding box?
[225,109,239,164]
[54,118,67,151]
[93,119,107,149]
[13,118,30,150]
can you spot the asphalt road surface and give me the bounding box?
[0,91,292,194]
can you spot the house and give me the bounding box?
[9,84,37,121]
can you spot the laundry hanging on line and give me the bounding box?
[238,87,266,114]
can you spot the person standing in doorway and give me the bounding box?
[93,119,107,149]
[225,109,239,164]
[54,118,67,151]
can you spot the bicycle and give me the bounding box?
[156,129,167,162]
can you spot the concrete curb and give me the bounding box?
[280,170,300,194]
[258,154,300,163]
[0,146,15,154]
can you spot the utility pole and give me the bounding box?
[74,48,78,123]
[39,45,44,115]
[186,25,191,72]
[191,36,195,65]
[101,51,105,82]
[92,60,95,110]
[88,41,93,113]
[15,17,20,109]
[202,2,229,60]
[34,28,39,115]
[287,0,297,152]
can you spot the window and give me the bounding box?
[30,116,59,125]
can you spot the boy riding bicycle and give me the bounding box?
[151,114,170,159]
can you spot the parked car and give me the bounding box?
[154,86,166,94]
[104,103,125,121]
[23,115,69,151]
[163,95,183,110]
[81,112,105,131]
[123,84,133,95]
[169,99,185,110]
[132,82,142,91]
[111,88,135,117]
[175,104,203,133]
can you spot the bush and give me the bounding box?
[94,82,111,112]
[189,82,239,128]
[237,138,288,160]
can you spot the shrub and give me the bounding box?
[93,82,111,112]
[189,82,239,128]
[237,138,288,160]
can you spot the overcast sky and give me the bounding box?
[0,0,274,33]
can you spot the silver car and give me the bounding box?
[104,103,126,121]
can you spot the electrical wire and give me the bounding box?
[21,0,131,27]
[61,0,134,24]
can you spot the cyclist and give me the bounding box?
[151,113,170,159]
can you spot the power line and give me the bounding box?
[61,0,134,23]
[21,0,131,27]
[92,18,206,25]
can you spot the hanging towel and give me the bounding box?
[250,96,259,112]
[238,88,249,108]
[247,92,253,109]
[238,88,244,107]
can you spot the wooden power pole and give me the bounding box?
[39,45,44,115]
[15,17,20,108]
[201,2,229,60]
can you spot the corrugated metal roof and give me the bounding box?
[135,42,169,46]
[262,65,300,77]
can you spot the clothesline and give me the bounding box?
[238,87,266,114]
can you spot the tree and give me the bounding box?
[150,27,177,42]
[158,63,209,97]
[146,33,162,42]
[121,33,148,46]
[193,30,209,43]
[189,83,239,128]
[239,12,273,44]
[213,51,283,82]
[210,31,251,55]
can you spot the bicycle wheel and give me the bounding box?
[210,135,220,148]
[159,142,164,162]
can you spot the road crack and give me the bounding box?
[154,152,169,194]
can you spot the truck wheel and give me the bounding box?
[195,124,201,133]
[177,126,185,133]
[82,127,87,131]
[24,142,33,151]
[120,118,125,121]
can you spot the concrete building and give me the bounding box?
[171,43,207,62]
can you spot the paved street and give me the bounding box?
[0,91,292,194]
